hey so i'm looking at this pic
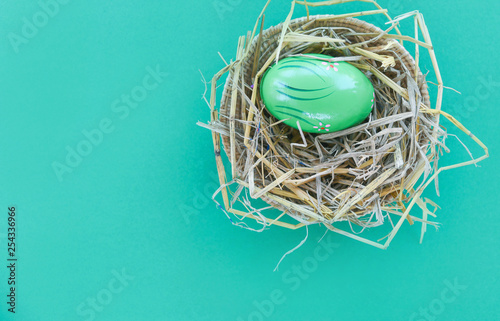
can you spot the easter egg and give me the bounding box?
[260,54,375,133]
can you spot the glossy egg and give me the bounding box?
[260,54,375,133]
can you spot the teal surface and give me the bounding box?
[0,0,498,320]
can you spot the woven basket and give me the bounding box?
[219,15,430,219]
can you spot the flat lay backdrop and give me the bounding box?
[0,0,499,320]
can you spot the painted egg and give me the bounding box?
[260,54,375,133]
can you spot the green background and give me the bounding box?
[0,0,498,320]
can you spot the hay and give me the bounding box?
[198,0,488,249]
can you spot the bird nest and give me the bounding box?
[199,1,487,249]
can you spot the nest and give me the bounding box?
[199,1,488,249]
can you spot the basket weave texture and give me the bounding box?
[220,16,430,220]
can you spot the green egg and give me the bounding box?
[260,54,375,133]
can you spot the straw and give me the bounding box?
[199,0,488,249]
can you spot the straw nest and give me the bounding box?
[199,1,488,249]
